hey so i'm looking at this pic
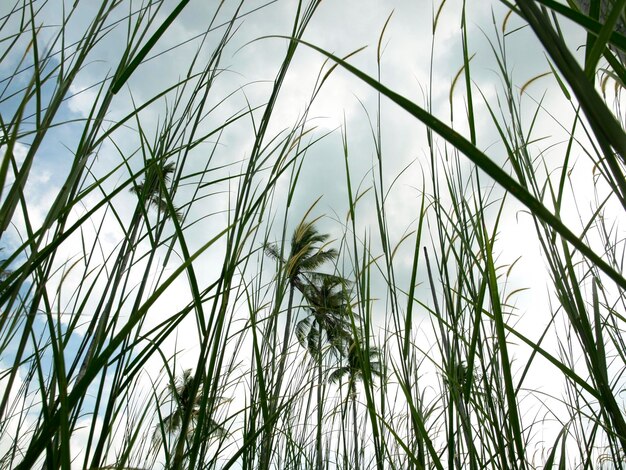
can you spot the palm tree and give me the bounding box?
[297,275,353,361]
[329,337,384,470]
[263,216,338,399]
[76,159,180,384]
[72,159,184,469]
[0,248,10,282]
[153,369,229,466]
[130,160,182,222]
[296,275,353,470]
[261,216,338,468]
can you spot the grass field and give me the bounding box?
[1,0,625,468]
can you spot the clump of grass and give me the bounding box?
[1,0,625,469]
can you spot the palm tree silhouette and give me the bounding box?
[261,216,337,468]
[76,159,180,382]
[329,337,384,470]
[129,161,181,222]
[297,275,352,470]
[0,248,10,282]
[153,369,228,465]
[297,275,352,362]
[264,217,338,399]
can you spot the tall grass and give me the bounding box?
[1,0,625,468]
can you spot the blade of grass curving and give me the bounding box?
[543,424,568,469]
[516,0,626,51]
[0,64,35,208]
[483,221,526,467]
[584,0,626,77]
[110,0,191,94]
[14,223,231,470]
[389,358,444,470]
[511,1,626,179]
[278,37,626,290]
[404,189,426,360]
[461,0,477,144]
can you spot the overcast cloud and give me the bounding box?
[1,0,623,467]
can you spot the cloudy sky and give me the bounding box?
[2,0,621,467]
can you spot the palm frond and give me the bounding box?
[296,249,338,274]
[263,242,283,263]
[328,367,350,384]
[295,316,312,347]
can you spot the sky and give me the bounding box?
[1,0,624,467]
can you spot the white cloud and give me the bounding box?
[67,83,99,118]
[1,0,624,467]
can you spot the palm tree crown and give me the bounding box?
[328,336,384,470]
[154,369,228,455]
[296,274,352,361]
[130,160,181,221]
[329,338,384,395]
[260,216,339,469]
[265,217,338,292]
